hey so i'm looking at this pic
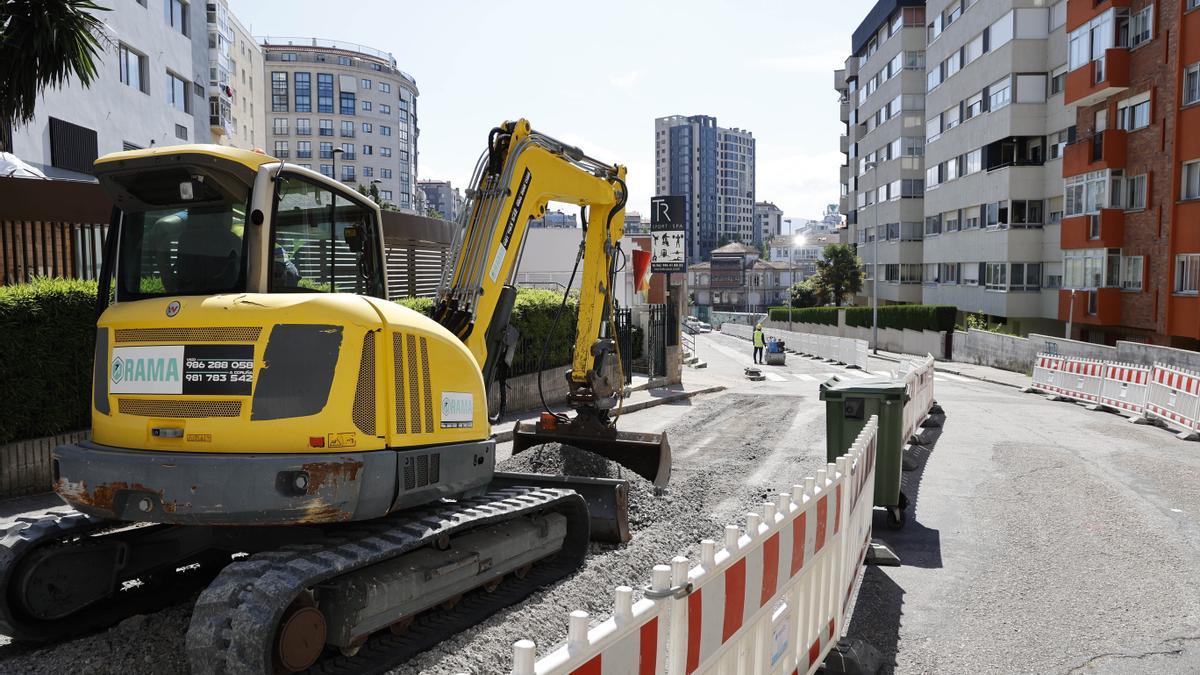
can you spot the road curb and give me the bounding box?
[871,351,1026,389]
[493,385,727,443]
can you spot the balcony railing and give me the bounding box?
[1064,48,1130,107]
[275,150,290,158]
[1061,208,1124,249]
[296,150,312,159]
[296,128,311,136]
[1058,287,1121,325]
[1063,129,1126,176]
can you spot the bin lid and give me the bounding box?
[818,375,907,401]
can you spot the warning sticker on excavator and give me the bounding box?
[441,392,473,428]
[489,168,532,282]
[327,432,356,448]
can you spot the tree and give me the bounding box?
[0,1,108,146]
[426,206,446,220]
[788,277,826,308]
[811,244,863,307]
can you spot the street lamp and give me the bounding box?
[1065,288,1076,339]
[864,160,879,354]
[332,146,344,183]
[790,234,805,333]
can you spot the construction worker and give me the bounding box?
[753,324,766,364]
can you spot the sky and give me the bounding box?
[232,0,877,226]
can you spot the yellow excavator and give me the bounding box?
[0,119,670,673]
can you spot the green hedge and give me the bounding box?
[767,306,839,326]
[845,305,957,332]
[397,288,580,377]
[0,278,98,445]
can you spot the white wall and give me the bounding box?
[512,228,636,306]
[11,0,204,174]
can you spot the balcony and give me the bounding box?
[839,195,850,215]
[1061,209,1124,249]
[839,134,849,154]
[1058,287,1121,326]
[839,164,849,184]
[844,57,858,80]
[1066,0,1131,32]
[1065,48,1130,107]
[1063,129,1126,177]
[834,69,846,91]
[839,99,851,123]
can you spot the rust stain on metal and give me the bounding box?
[301,458,364,494]
[295,499,352,524]
[54,479,177,514]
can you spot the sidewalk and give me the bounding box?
[492,379,726,442]
[869,349,1031,389]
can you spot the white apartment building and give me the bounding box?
[920,0,1069,335]
[754,202,784,244]
[837,1,930,306]
[206,0,264,150]
[8,0,207,177]
[260,37,420,210]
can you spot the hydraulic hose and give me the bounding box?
[537,207,588,420]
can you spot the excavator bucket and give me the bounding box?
[490,471,631,543]
[511,418,672,489]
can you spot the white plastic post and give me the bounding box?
[815,469,827,491]
[746,512,762,537]
[671,556,690,586]
[701,540,717,568]
[614,586,633,623]
[568,611,589,650]
[762,501,776,524]
[512,640,537,675]
[651,564,672,593]
[791,484,804,503]
[827,462,838,482]
[804,476,816,497]
[725,524,740,551]
[777,493,790,516]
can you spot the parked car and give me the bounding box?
[684,319,712,333]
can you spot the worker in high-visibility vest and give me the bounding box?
[753,324,765,364]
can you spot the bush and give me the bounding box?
[844,305,957,332]
[767,306,838,325]
[0,278,99,445]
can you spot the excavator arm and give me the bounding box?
[433,119,670,487]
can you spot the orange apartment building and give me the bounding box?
[1060,0,1200,347]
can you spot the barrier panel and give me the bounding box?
[1060,357,1105,404]
[1145,364,1200,436]
[1030,353,1068,397]
[515,418,880,675]
[720,324,869,371]
[899,355,935,445]
[1097,362,1151,416]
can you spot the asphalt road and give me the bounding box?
[699,329,1200,674]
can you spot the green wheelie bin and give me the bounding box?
[819,376,909,528]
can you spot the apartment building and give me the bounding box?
[1059,0,1200,348]
[8,0,207,177]
[418,179,463,221]
[261,37,420,210]
[655,115,756,262]
[754,201,784,243]
[921,0,1071,336]
[837,1,929,306]
[206,0,264,150]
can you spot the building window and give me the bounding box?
[380,168,392,179]
[380,82,391,93]
[271,72,288,112]
[1129,6,1153,49]
[340,91,356,116]
[1116,94,1150,131]
[361,78,371,89]
[166,71,190,112]
[1185,161,1200,200]
[342,165,355,182]
[1064,248,1118,289]
[1010,263,1042,291]
[294,72,311,112]
[280,52,297,62]
[362,166,372,177]
[362,144,372,155]
[380,147,392,157]
[380,103,391,114]
[1065,170,1109,216]
[319,142,333,159]
[338,56,352,66]
[1176,254,1200,294]
[319,164,333,177]
[362,122,372,133]
[1125,174,1147,210]
[341,142,355,159]
[164,0,188,36]
[297,140,311,159]
[988,76,1012,110]
[1120,256,1143,290]
[340,120,354,137]
[361,100,372,112]
[380,189,393,201]
[1050,68,1066,95]
[273,117,288,135]
[317,74,334,113]
[274,141,288,158]
[174,123,188,140]
[296,118,311,136]
[1049,130,1069,159]
[985,263,1008,290]
[319,119,333,136]
[1186,63,1200,106]
[119,44,147,93]
[1010,199,1044,225]
[380,125,392,137]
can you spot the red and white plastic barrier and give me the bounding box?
[514,417,880,675]
[897,355,936,445]
[1145,364,1200,437]
[1097,362,1151,415]
[719,324,869,371]
[1030,354,1104,403]
[1030,354,1067,397]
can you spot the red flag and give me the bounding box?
[632,249,651,292]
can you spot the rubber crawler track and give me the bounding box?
[186,486,591,674]
[0,511,201,642]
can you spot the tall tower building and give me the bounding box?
[655,115,756,262]
[260,37,420,210]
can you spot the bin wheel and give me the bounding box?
[886,506,906,529]
[898,490,909,511]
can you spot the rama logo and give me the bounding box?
[111,356,125,383]
[112,356,180,384]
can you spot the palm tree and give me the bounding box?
[0,1,108,149]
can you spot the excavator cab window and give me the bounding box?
[270,172,385,297]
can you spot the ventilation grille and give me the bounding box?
[352,331,376,436]
[114,327,262,343]
[402,452,441,490]
[118,399,242,418]
[393,333,434,434]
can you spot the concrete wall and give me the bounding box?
[953,329,1039,373]
[1,430,89,498]
[487,359,631,414]
[711,311,766,329]
[763,317,946,358]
